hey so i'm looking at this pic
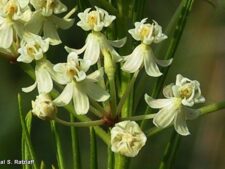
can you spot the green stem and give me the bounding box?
[107,145,114,169]
[116,71,139,116]
[90,106,103,117]
[50,121,66,169]
[146,101,225,137]
[18,94,39,169]
[90,127,98,169]
[54,117,104,127]
[90,100,108,115]
[109,78,117,115]
[158,130,181,169]
[121,113,156,121]
[70,115,81,169]
[114,154,130,169]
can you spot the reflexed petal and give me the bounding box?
[121,45,144,73]
[0,22,13,48]
[155,58,173,67]
[84,34,100,65]
[18,0,29,8]
[144,48,162,77]
[109,48,122,62]
[145,94,172,109]
[51,15,74,30]
[109,37,127,48]
[73,84,89,115]
[65,45,86,55]
[36,64,53,93]
[84,80,110,102]
[183,107,200,120]
[26,11,44,34]
[22,81,37,93]
[174,111,190,136]
[54,63,66,73]
[172,85,180,97]
[153,106,176,128]
[87,68,104,82]
[75,71,86,82]
[163,84,174,98]
[43,20,61,45]
[80,59,91,72]
[53,83,73,106]
[54,1,67,14]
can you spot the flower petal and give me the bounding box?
[36,64,53,93]
[155,58,173,67]
[174,111,190,136]
[109,37,127,48]
[144,48,162,77]
[84,34,100,65]
[145,94,172,109]
[51,15,74,30]
[26,11,44,34]
[73,84,89,115]
[153,106,176,128]
[84,80,110,102]
[22,81,37,93]
[53,83,73,106]
[121,45,144,73]
[43,20,61,45]
[0,21,13,48]
[87,68,104,82]
[163,83,174,98]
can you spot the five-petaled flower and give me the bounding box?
[111,121,147,157]
[53,47,110,115]
[145,74,205,136]
[122,18,172,77]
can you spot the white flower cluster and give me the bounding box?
[145,74,205,136]
[8,4,205,158]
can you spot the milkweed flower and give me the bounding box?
[53,48,110,115]
[32,93,57,120]
[145,74,205,136]
[0,0,31,49]
[26,0,74,45]
[111,121,147,157]
[122,18,172,77]
[17,32,49,63]
[75,7,126,65]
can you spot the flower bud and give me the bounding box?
[31,94,57,120]
[111,121,147,157]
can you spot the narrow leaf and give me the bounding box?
[90,127,98,169]
[40,161,46,169]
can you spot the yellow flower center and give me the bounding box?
[139,25,153,40]
[180,85,193,99]
[5,1,18,16]
[87,11,98,27]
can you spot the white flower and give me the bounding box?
[122,18,171,76]
[172,74,205,107]
[73,32,126,65]
[122,44,172,77]
[129,18,167,45]
[26,0,74,45]
[53,48,110,115]
[77,7,115,32]
[17,33,49,63]
[22,59,56,94]
[32,93,57,120]
[0,0,31,48]
[111,121,147,157]
[144,75,205,136]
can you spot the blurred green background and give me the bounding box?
[0,0,225,169]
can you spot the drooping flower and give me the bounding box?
[32,93,57,120]
[26,0,74,45]
[122,18,172,77]
[145,74,205,136]
[53,48,110,115]
[17,32,49,63]
[0,0,31,49]
[111,121,147,157]
[75,7,126,65]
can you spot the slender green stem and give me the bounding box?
[54,117,104,127]
[121,113,156,121]
[109,78,117,115]
[18,94,39,169]
[146,101,225,137]
[158,130,181,169]
[90,127,98,169]
[90,100,108,114]
[107,145,114,169]
[116,71,139,116]
[90,106,103,117]
[50,121,66,169]
[114,154,130,169]
[70,115,81,169]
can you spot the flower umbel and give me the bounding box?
[111,121,147,157]
[145,74,205,136]
[122,18,172,77]
[32,93,57,120]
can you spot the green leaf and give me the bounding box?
[18,93,39,169]
[139,0,194,128]
[158,130,181,169]
[40,161,46,169]
[50,121,66,169]
[70,114,81,169]
[90,127,98,169]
